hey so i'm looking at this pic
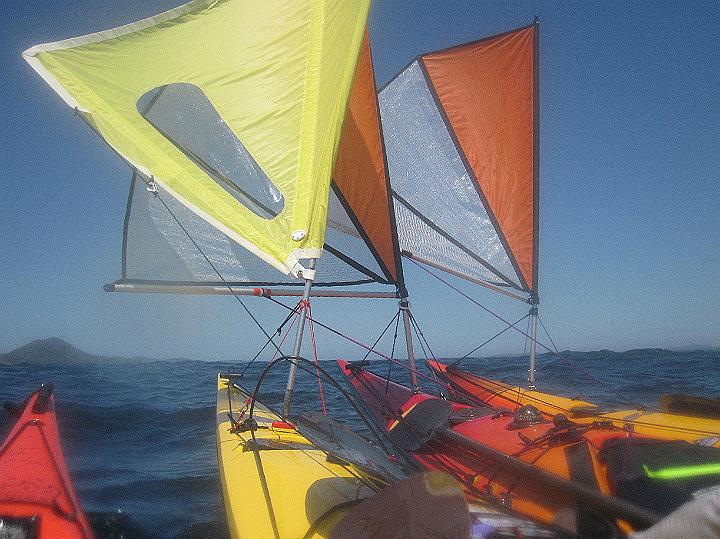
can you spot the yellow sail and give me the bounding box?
[23,0,371,277]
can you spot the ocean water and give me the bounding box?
[0,348,718,538]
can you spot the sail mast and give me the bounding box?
[528,17,540,389]
[528,304,538,389]
[282,259,316,418]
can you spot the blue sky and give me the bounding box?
[1,1,718,361]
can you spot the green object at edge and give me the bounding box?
[643,462,720,480]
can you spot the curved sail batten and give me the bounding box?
[380,24,539,297]
[23,0,372,278]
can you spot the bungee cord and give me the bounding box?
[457,314,530,363]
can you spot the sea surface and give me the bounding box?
[1,345,718,538]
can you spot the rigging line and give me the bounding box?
[532,313,601,408]
[524,315,531,356]
[442,365,699,438]
[304,302,326,416]
[150,189,283,355]
[383,313,402,404]
[270,305,302,362]
[458,314,529,362]
[406,312,448,395]
[346,369,440,453]
[408,257,644,408]
[410,317,429,361]
[428,439,499,487]
[408,310,437,361]
[538,315,559,353]
[248,356,412,467]
[443,365,569,416]
[241,303,300,376]
[360,310,401,365]
[262,295,452,392]
[392,191,518,288]
[501,442,556,497]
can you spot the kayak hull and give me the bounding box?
[338,360,668,534]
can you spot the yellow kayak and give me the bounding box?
[428,361,720,447]
[216,374,382,538]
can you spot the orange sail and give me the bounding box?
[332,31,402,286]
[380,23,539,297]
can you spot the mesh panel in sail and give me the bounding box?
[122,174,390,286]
[325,187,391,283]
[393,200,508,286]
[379,61,523,290]
[137,83,284,220]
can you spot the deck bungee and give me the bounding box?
[0,384,93,539]
[339,360,720,536]
[427,360,720,447]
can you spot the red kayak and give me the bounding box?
[339,360,720,536]
[0,384,93,538]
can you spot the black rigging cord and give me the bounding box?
[262,294,454,395]
[240,299,299,376]
[408,310,437,362]
[524,314,531,356]
[407,257,646,408]
[457,314,529,363]
[245,355,417,472]
[383,312,402,402]
[538,314,560,354]
[359,310,401,366]
[148,186,284,356]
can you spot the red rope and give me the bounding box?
[305,301,327,416]
[264,295,450,392]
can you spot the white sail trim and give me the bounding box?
[153,177,299,277]
[22,1,206,111]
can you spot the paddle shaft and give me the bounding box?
[438,429,661,530]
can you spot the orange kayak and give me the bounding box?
[339,360,720,535]
[427,360,720,447]
[0,384,93,538]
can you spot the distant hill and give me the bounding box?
[0,337,190,364]
[482,347,718,361]
[0,337,96,364]
[2,338,718,364]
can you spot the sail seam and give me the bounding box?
[369,40,408,295]
[392,191,522,291]
[323,244,390,285]
[329,183,395,284]
[532,19,540,299]
[417,56,531,293]
[120,171,137,280]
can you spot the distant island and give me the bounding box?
[0,337,191,364]
[1,337,717,364]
